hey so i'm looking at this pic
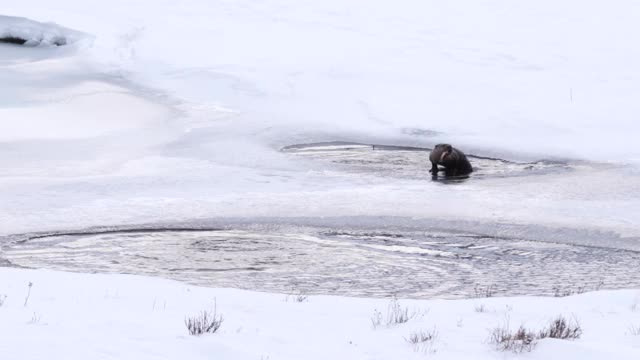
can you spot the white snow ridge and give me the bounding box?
[0,15,83,46]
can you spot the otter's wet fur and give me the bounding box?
[429,144,473,177]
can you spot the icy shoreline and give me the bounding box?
[1,267,639,359]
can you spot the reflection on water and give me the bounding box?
[3,225,639,299]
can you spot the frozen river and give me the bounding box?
[2,3,640,299]
[3,144,639,299]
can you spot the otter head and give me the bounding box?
[438,144,453,161]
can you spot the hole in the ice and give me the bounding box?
[282,141,576,181]
[1,15,82,47]
[0,35,67,46]
[0,36,27,45]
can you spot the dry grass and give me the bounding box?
[489,315,582,353]
[371,297,416,329]
[489,324,537,353]
[552,280,604,297]
[185,301,224,336]
[406,329,437,344]
[386,297,414,325]
[538,316,582,340]
[405,329,438,354]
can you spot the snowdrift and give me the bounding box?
[0,14,84,46]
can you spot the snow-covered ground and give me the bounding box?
[2,268,640,360]
[2,1,640,358]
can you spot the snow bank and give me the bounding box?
[0,15,84,46]
[0,81,173,141]
[1,268,639,359]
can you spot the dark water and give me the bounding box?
[3,222,639,299]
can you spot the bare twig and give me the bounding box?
[24,282,33,307]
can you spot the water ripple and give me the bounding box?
[3,225,639,299]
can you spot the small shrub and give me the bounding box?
[489,324,537,353]
[627,325,640,336]
[538,316,582,340]
[474,304,487,313]
[0,294,6,307]
[185,302,223,336]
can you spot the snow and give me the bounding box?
[1,268,640,359]
[0,81,171,141]
[1,1,640,358]
[0,15,84,46]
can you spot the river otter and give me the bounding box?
[429,144,473,177]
